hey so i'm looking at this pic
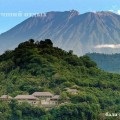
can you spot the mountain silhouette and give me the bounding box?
[1,10,120,55]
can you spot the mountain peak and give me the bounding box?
[39,10,80,21]
[45,10,79,16]
[69,10,80,15]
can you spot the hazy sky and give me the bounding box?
[0,0,120,34]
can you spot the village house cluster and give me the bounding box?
[0,92,60,108]
[0,88,78,108]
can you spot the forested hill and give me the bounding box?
[0,39,120,120]
[87,53,120,73]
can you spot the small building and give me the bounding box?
[14,95,39,105]
[41,98,50,105]
[66,88,78,94]
[32,92,54,99]
[41,95,60,105]
[50,95,60,105]
[0,95,12,102]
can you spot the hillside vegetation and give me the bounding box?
[0,39,120,120]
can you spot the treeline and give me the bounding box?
[1,100,101,120]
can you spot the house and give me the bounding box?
[50,95,60,105]
[37,95,60,109]
[41,95,60,105]
[66,88,78,94]
[0,92,61,108]
[14,95,39,105]
[0,95,12,102]
[41,98,50,105]
[32,92,54,100]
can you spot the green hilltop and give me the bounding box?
[0,39,120,120]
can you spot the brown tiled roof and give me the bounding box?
[0,95,12,99]
[14,95,38,100]
[67,89,78,92]
[51,95,60,100]
[32,92,53,97]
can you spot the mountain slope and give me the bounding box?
[1,10,120,55]
[87,53,120,73]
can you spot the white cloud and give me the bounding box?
[117,10,120,15]
[109,9,120,15]
[95,44,120,49]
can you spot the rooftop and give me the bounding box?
[66,88,78,93]
[51,95,60,99]
[32,92,53,97]
[0,95,12,99]
[14,95,38,100]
